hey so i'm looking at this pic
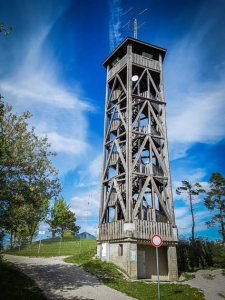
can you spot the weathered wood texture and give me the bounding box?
[108,53,160,80]
[99,38,177,244]
[98,220,177,242]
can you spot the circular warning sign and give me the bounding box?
[151,234,163,247]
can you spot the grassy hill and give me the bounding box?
[2,238,208,300]
[4,237,97,259]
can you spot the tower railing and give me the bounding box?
[132,53,160,70]
[107,53,161,80]
[98,220,177,242]
[108,54,128,79]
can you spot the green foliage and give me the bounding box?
[79,260,205,300]
[83,259,124,283]
[204,173,225,249]
[177,236,224,272]
[3,238,205,300]
[46,197,80,237]
[213,240,225,268]
[176,181,205,241]
[181,272,196,281]
[0,23,13,35]
[63,231,74,238]
[0,259,48,299]
[5,237,97,259]
[0,103,61,246]
[64,243,205,299]
[217,292,225,299]
[201,273,215,280]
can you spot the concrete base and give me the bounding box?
[97,224,178,281]
[167,245,178,281]
[97,241,178,281]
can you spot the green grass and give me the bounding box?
[181,272,196,281]
[0,259,48,300]
[201,273,215,280]
[4,237,97,257]
[4,238,206,300]
[66,253,205,300]
[217,292,225,299]
[79,259,205,300]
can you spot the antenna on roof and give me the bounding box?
[122,7,148,39]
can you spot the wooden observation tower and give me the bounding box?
[97,36,178,281]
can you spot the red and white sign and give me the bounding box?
[151,234,163,247]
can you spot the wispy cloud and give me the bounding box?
[71,187,100,234]
[0,1,95,177]
[108,0,123,52]
[165,2,225,160]
[76,154,102,188]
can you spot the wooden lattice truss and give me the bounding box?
[99,57,176,228]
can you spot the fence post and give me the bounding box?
[38,239,41,254]
[79,238,81,255]
[18,237,22,253]
[58,236,62,255]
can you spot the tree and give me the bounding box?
[0,103,61,243]
[204,172,225,250]
[47,197,80,237]
[17,199,49,245]
[176,181,205,241]
[0,23,13,35]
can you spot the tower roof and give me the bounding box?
[103,36,167,68]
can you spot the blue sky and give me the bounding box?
[0,0,224,240]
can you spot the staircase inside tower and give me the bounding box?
[101,68,170,225]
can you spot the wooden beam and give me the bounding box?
[132,93,166,105]
[102,140,115,180]
[113,179,127,221]
[132,176,151,220]
[151,177,172,223]
[100,183,114,224]
[132,135,149,170]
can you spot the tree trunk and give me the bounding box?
[189,193,195,242]
[10,230,13,249]
[219,200,225,251]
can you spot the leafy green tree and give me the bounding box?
[176,181,205,241]
[204,172,225,250]
[0,23,13,35]
[47,197,80,237]
[17,199,49,245]
[0,103,61,243]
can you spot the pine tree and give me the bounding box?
[204,173,225,250]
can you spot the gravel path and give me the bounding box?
[4,255,225,300]
[179,269,225,300]
[3,255,137,300]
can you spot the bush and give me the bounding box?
[213,240,225,268]
[177,236,219,272]
[63,231,74,238]
[0,230,4,259]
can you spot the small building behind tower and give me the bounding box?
[97,36,178,281]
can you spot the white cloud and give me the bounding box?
[70,187,100,233]
[164,5,225,160]
[0,5,95,177]
[108,0,123,51]
[47,132,88,155]
[167,83,225,144]
[75,153,102,188]
[175,206,210,236]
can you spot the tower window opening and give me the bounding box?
[118,244,123,256]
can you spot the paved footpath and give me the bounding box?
[4,255,137,300]
[4,255,225,300]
